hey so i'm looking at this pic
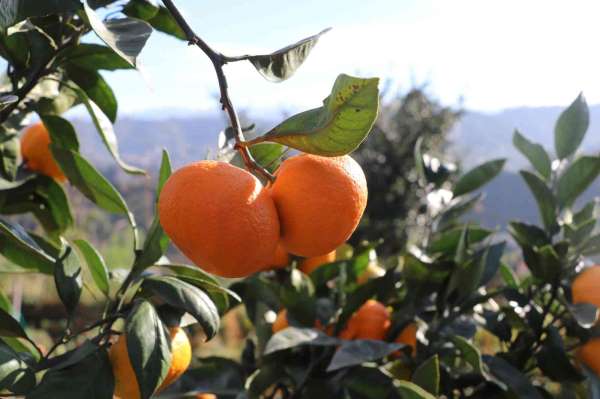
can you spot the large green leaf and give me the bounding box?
[62,44,133,71]
[0,343,35,394]
[249,74,379,156]
[53,246,82,316]
[74,239,110,298]
[0,307,27,339]
[0,219,55,273]
[141,276,220,339]
[555,93,589,159]
[76,88,144,174]
[84,1,152,68]
[326,339,402,372]
[0,0,80,31]
[122,0,159,20]
[412,355,440,396]
[512,130,551,180]
[484,355,544,398]
[126,300,171,399]
[124,3,185,40]
[67,66,118,122]
[247,28,330,82]
[41,114,79,151]
[264,327,338,355]
[28,348,114,399]
[396,380,436,399]
[451,335,485,375]
[556,156,600,208]
[453,159,505,197]
[519,170,556,231]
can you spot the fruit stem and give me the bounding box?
[161,0,275,183]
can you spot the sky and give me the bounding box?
[100,0,600,116]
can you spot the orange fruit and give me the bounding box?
[339,299,390,340]
[263,243,290,271]
[20,122,66,182]
[394,323,417,356]
[158,161,280,278]
[578,338,600,376]
[272,309,289,333]
[270,154,367,257]
[572,266,600,307]
[196,394,217,399]
[110,327,192,399]
[298,250,336,275]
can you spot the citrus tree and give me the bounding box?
[1,1,600,399]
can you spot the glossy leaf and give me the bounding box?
[453,159,505,197]
[555,93,589,159]
[396,380,436,399]
[0,95,17,110]
[0,307,27,339]
[326,339,402,372]
[536,327,583,382]
[54,246,82,315]
[556,156,600,208]
[485,355,544,398]
[251,74,379,156]
[0,218,55,273]
[264,327,338,355]
[28,348,114,399]
[76,88,144,174]
[62,44,133,71]
[451,336,485,375]
[412,355,440,396]
[0,132,19,180]
[74,239,110,297]
[41,115,79,151]
[84,1,152,68]
[513,130,551,180]
[126,300,171,399]
[428,225,491,253]
[519,170,556,231]
[0,343,35,394]
[248,28,330,82]
[0,0,79,31]
[68,66,118,122]
[479,241,506,287]
[122,0,159,20]
[128,5,186,40]
[508,221,549,247]
[141,276,220,339]
[437,194,482,229]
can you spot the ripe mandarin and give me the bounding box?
[272,309,289,333]
[263,243,290,271]
[339,299,390,340]
[20,122,66,182]
[270,154,367,257]
[158,161,280,278]
[572,266,600,375]
[110,327,191,399]
[298,250,336,275]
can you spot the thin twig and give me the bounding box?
[161,0,275,182]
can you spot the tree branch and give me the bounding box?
[161,0,274,182]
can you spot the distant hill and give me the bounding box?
[69,104,600,229]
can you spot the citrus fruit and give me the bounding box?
[578,338,600,376]
[270,154,367,257]
[339,299,390,340]
[195,394,217,399]
[263,243,290,271]
[20,122,66,182]
[158,161,280,278]
[272,309,289,333]
[110,327,192,399]
[298,250,336,275]
[572,265,600,307]
[394,323,417,355]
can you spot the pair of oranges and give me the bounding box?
[272,299,417,356]
[572,266,600,375]
[158,149,368,278]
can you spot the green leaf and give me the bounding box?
[50,147,131,215]
[74,239,109,298]
[412,355,440,396]
[122,0,159,20]
[519,170,556,231]
[396,380,437,399]
[0,0,80,31]
[428,226,491,254]
[0,132,19,181]
[126,5,186,40]
[251,74,379,156]
[62,44,133,71]
[0,95,17,111]
[140,276,220,339]
[499,263,519,288]
[133,150,171,270]
[508,221,549,247]
[67,66,118,122]
[248,28,330,82]
[41,115,79,151]
[451,335,485,375]
[0,307,27,339]
[573,201,597,226]
[76,88,144,174]
[437,194,482,229]
[479,242,506,287]
[536,327,583,382]
[0,219,55,273]
[555,93,589,159]
[0,342,35,394]
[513,130,551,180]
[83,1,152,68]
[326,339,403,372]
[453,159,505,197]
[27,348,114,399]
[556,156,600,208]
[264,327,338,355]
[231,142,285,174]
[54,246,82,315]
[126,300,171,399]
[485,355,544,399]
